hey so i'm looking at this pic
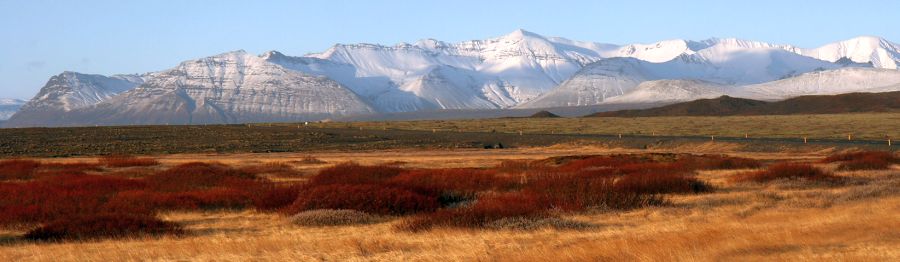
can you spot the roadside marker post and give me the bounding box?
[803,136,808,144]
[711,135,715,141]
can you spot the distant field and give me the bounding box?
[0,113,896,157]
[324,113,900,140]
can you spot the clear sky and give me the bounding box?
[1,0,898,99]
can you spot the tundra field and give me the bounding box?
[0,115,898,261]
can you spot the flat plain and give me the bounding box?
[0,114,897,261]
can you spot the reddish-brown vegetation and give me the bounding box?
[0,174,145,225]
[0,159,41,180]
[144,162,259,192]
[2,153,758,237]
[732,163,837,183]
[823,151,897,171]
[307,162,404,186]
[823,151,895,163]
[615,172,711,194]
[23,214,183,241]
[99,155,160,168]
[286,184,439,215]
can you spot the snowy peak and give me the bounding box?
[0,98,25,121]
[19,71,143,112]
[799,36,900,69]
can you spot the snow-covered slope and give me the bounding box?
[304,29,618,108]
[6,51,375,127]
[16,71,143,112]
[519,45,841,108]
[737,67,900,100]
[603,80,729,104]
[6,72,144,126]
[794,36,900,69]
[8,31,900,127]
[0,98,25,120]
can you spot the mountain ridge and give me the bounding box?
[7,30,900,127]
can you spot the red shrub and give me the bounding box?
[397,192,551,231]
[104,190,201,214]
[99,155,160,168]
[524,171,660,210]
[0,159,41,180]
[823,151,896,163]
[104,188,254,213]
[838,156,893,170]
[144,162,259,192]
[732,163,836,183]
[251,183,306,211]
[286,184,438,215]
[0,174,145,226]
[614,162,683,175]
[23,214,183,241]
[386,168,516,200]
[615,172,711,194]
[307,162,404,186]
[693,155,762,170]
[557,155,647,172]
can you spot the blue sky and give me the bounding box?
[1,0,898,99]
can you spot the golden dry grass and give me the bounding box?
[1,148,897,261]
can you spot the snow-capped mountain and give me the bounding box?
[0,98,25,120]
[602,80,729,104]
[6,72,144,126]
[17,71,144,112]
[4,51,374,127]
[7,30,900,127]
[298,29,616,110]
[518,45,842,108]
[738,67,900,100]
[793,36,900,69]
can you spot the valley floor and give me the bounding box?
[0,146,898,261]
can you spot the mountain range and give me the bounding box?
[5,29,900,127]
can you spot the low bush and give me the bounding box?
[104,188,254,213]
[0,174,145,226]
[306,163,404,186]
[525,172,661,211]
[291,209,380,226]
[732,163,837,183]
[0,159,41,180]
[683,155,762,170]
[286,184,438,215]
[838,156,894,170]
[23,214,183,241]
[251,183,306,211]
[99,155,160,168]
[386,168,516,204]
[823,151,896,163]
[397,192,551,232]
[144,162,259,192]
[615,172,712,194]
